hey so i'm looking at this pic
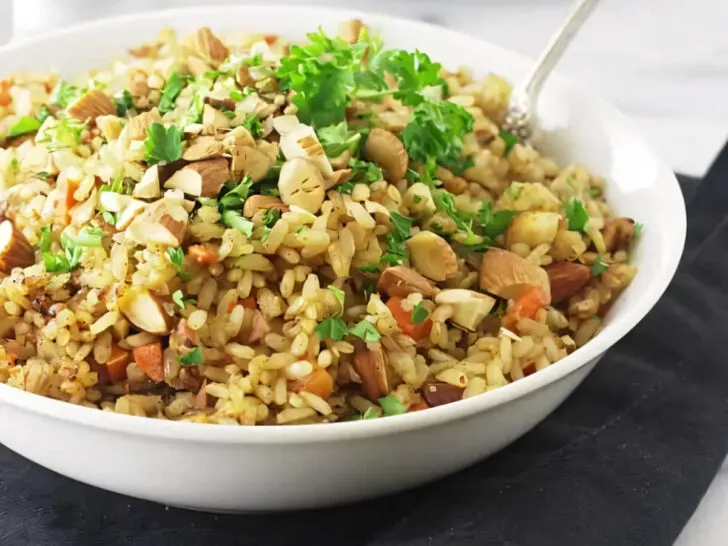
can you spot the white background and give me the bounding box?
[5,0,728,542]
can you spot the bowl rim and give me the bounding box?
[0,4,686,445]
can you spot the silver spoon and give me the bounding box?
[502,0,601,143]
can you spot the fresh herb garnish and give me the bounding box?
[172,289,196,310]
[591,255,608,277]
[499,130,519,156]
[378,395,406,416]
[349,319,381,342]
[218,176,253,211]
[49,80,81,109]
[359,263,381,273]
[476,202,517,239]
[328,285,345,314]
[380,231,408,266]
[263,208,281,227]
[8,116,42,138]
[143,122,182,165]
[39,118,86,151]
[317,121,362,158]
[178,347,203,366]
[221,210,255,238]
[315,316,349,341]
[42,226,103,273]
[348,157,383,185]
[180,75,213,126]
[352,406,379,420]
[389,211,413,241]
[362,281,375,303]
[634,222,644,236]
[166,247,192,282]
[242,114,264,139]
[564,198,589,233]
[35,171,49,180]
[370,49,444,106]
[38,226,51,253]
[113,89,134,117]
[411,302,429,324]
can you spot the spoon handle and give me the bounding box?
[519,0,600,99]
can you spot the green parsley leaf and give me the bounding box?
[166,247,192,282]
[35,171,49,180]
[564,198,589,233]
[328,285,345,315]
[39,226,51,253]
[381,231,407,266]
[348,157,383,185]
[180,75,214,126]
[8,158,18,172]
[491,299,508,317]
[37,106,50,124]
[179,347,203,366]
[230,89,255,101]
[113,89,134,117]
[243,53,264,67]
[370,49,444,106]
[389,211,413,241]
[242,114,263,139]
[634,222,644,236]
[172,289,196,310]
[378,395,406,416]
[359,263,381,273]
[262,208,281,227]
[221,210,254,238]
[349,319,381,342]
[411,302,429,324]
[8,116,42,138]
[499,130,519,156]
[219,176,253,211]
[49,81,81,109]
[143,123,182,165]
[591,255,608,277]
[39,118,86,151]
[317,121,362,158]
[100,211,116,225]
[70,225,103,247]
[362,281,375,303]
[42,226,101,273]
[476,202,517,239]
[406,168,421,183]
[315,316,349,341]
[352,406,380,420]
[221,108,236,119]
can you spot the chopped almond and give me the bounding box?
[67,90,116,122]
[164,158,229,197]
[545,262,591,303]
[188,244,219,265]
[602,217,635,252]
[118,287,172,335]
[132,165,161,199]
[123,108,162,140]
[182,135,225,161]
[242,195,289,218]
[406,231,458,282]
[338,19,367,44]
[235,65,254,88]
[480,247,551,305]
[184,27,229,66]
[158,214,187,246]
[230,146,273,182]
[0,220,34,273]
[421,381,464,407]
[376,266,437,299]
[434,289,496,331]
[201,104,231,135]
[365,128,408,182]
[352,342,389,402]
[132,342,164,382]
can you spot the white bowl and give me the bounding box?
[0,5,685,512]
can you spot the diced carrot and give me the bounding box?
[240,297,257,310]
[56,179,79,226]
[503,287,548,330]
[188,244,219,265]
[106,344,131,383]
[0,80,11,107]
[386,296,433,340]
[409,400,429,412]
[297,367,334,400]
[132,342,164,382]
[263,34,279,45]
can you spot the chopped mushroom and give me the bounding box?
[365,128,408,182]
[66,90,116,122]
[376,266,437,299]
[406,231,458,281]
[421,381,464,407]
[544,262,591,304]
[242,195,289,219]
[118,287,172,335]
[164,158,229,197]
[479,248,551,304]
[434,289,496,331]
[352,342,389,401]
[0,220,34,273]
[506,211,560,249]
[278,158,325,213]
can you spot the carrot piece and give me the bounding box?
[0,80,11,107]
[240,297,257,310]
[188,244,219,265]
[298,367,334,400]
[409,400,429,412]
[132,342,164,382]
[55,179,79,225]
[503,287,548,330]
[106,344,131,383]
[386,297,433,340]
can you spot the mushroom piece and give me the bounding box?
[118,287,172,335]
[505,211,560,249]
[479,247,551,304]
[406,231,458,282]
[230,145,273,182]
[376,266,437,299]
[242,195,289,219]
[352,342,389,402]
[183,135,225,161]
[278,158,326,213]
[132,165,161,199]
[435,289,496,331]
[0,221,34,273]
[279,123,333,177]
[365,128,408,182]
[163,158,229,197]
[67,90,116,122]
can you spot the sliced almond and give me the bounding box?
[132,165,161,199]
[352,341,389,402]
[183,135,226,161]
[0,221,34,273]
[115,198,147,230]
[505,211,560,249]
[279,124,333,177]
[184,27,229,66]
[406,231,458,282]
[434,289,496,331]
[545,262,591,303]
[602,217,635,253]
[205,94,236,111]
[376,266,437,299]
[163,158,229,197]
[67,90,116,122]
[278,158,325,213]
[235,65,255,88]
[201,103,231,135]
[242,195,289,218]
[122,108,162,140]
[272,115,301,135]
[365,128,408,182]
[324,168,352,191]
[118,287,172,335]
[479,247,551,304]
[222,126,256,150]
[230,145,273,182]
[421,381,464,407]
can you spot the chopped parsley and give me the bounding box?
[499,130,519,156]
[564,198,589,233]
[39,118,86,151]
[362,281,375,303]
[315,316,349,341]
[349,319,381,342]
[43,226,103,273]
[389,211,413,241]
[35,171,50,180]
[263,208,281,227]
[378,395,406,416]
[359,263,381,273]
[634,222,644,236]
[218,176,253,211]
[352,406,380,420]
[242,114,264,139]
[328,285,345,315]
[370,49,445,106]
[411,302,429,324]
[158,73,190,114]
[476,202,517,239]
[348,157,383,185]
[166,247,192,282]
[143,123,182,165]
[178,347,203,366]
[38,226,51,253]
[49,80,81,109]
[8,116,42,138]
[113,89,134,117]
[591,255,608,277]
[221,210,254,238]
[317,121,362,158]
[172,289,196,310]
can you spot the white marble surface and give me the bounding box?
[5,0,728,542]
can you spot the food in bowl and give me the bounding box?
[0,20,638,426]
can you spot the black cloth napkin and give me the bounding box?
[2,147,728,546]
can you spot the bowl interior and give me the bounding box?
[0,5,686,441]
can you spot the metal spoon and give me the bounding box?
[502,0,601,143]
